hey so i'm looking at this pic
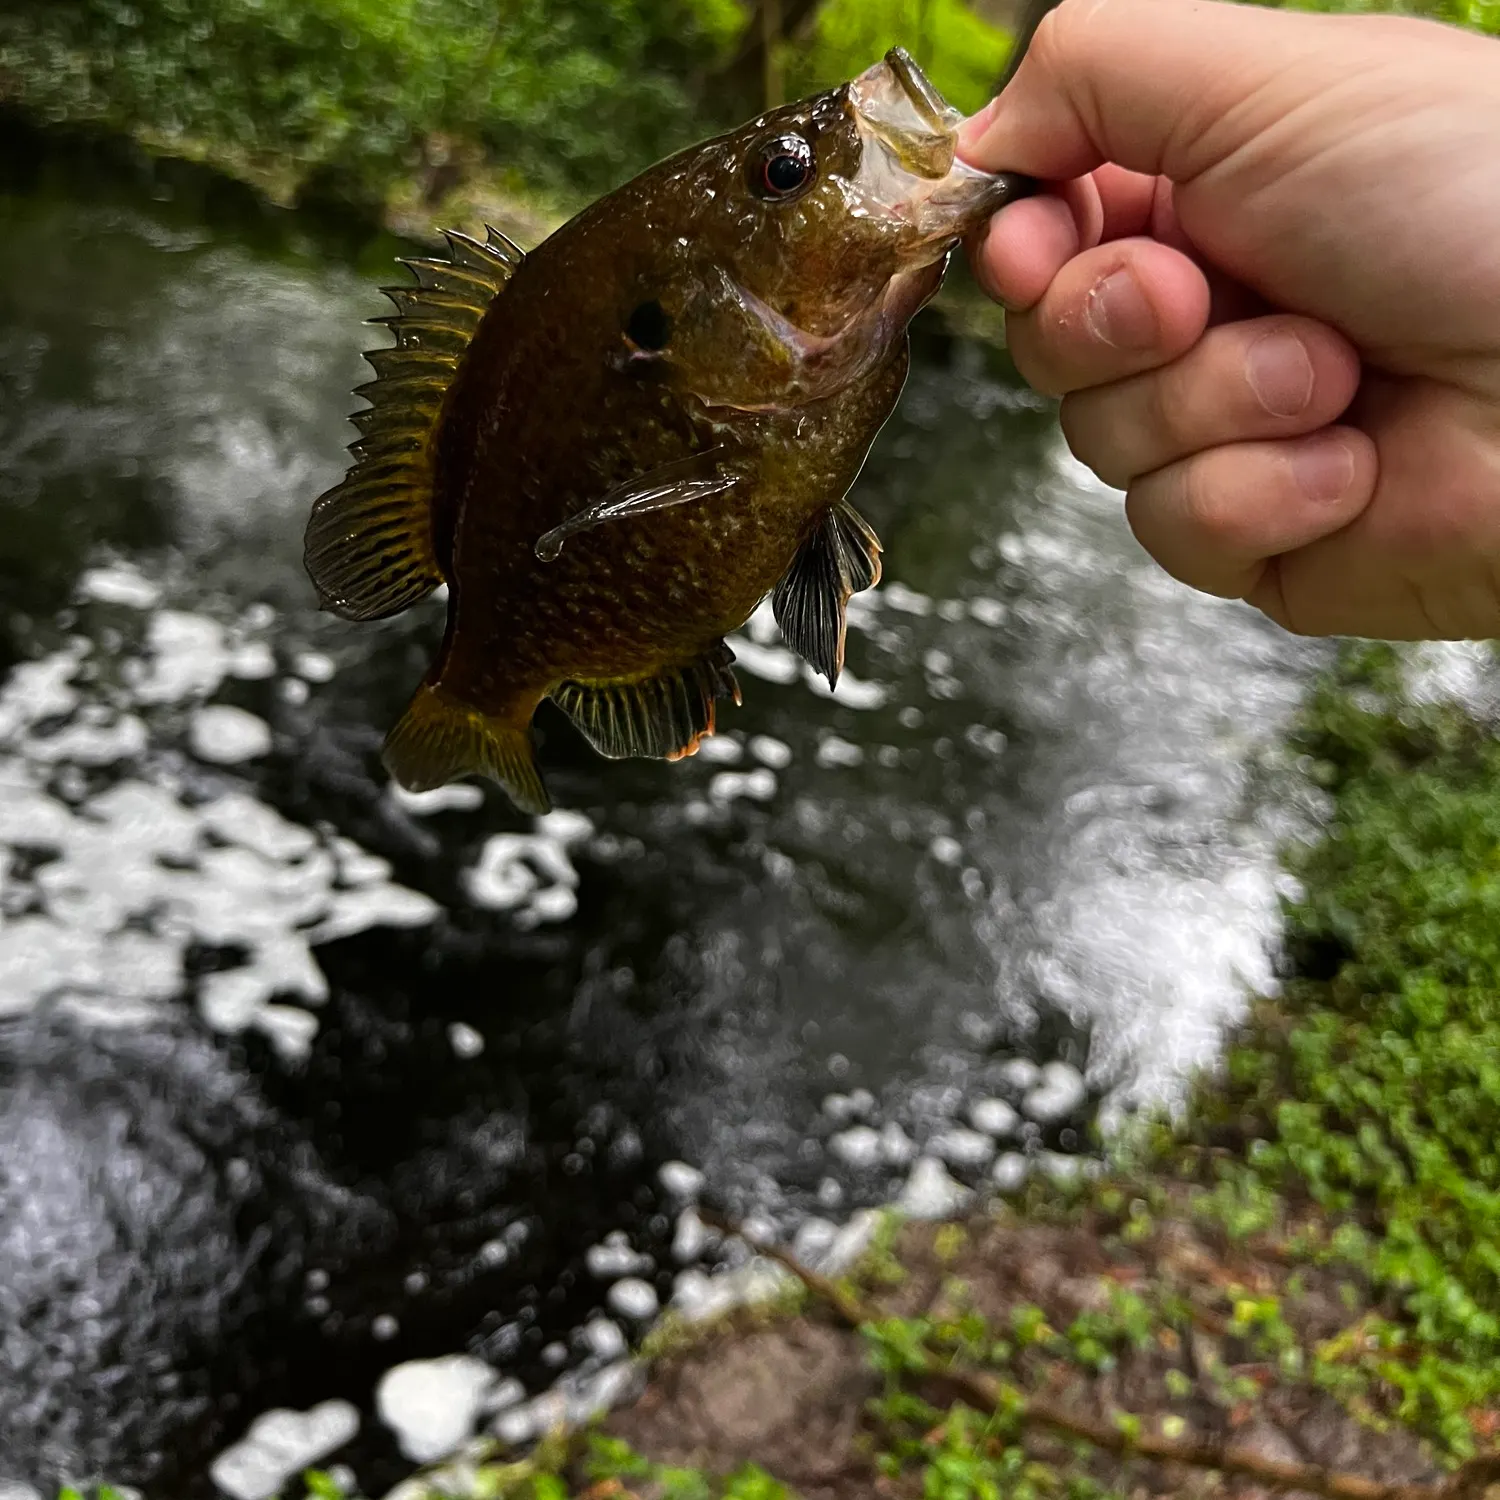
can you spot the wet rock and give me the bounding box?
[822,1209,882,1274]
[1023,1061,1087,1123]
[896,1157,972,1220]
[210,1401,359,1500]
[671,1259,794,1324]
[375,1355,496,1465]
[791,1217,838,1269]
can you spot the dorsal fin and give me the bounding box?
[304,226,523,621]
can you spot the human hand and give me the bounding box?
[960,0,1500,638]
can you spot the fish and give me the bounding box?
[305,46,1034,814]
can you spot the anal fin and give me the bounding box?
[552,643,741,761]
[772,500,883,687]
[383,682,549,814]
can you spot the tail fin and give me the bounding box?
[383,683,549,815]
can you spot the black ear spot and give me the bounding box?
[625,299,671,352]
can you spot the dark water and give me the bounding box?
[0,120,1325,1494]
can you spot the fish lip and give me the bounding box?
[883,47,956,136]
[848,48,962,180]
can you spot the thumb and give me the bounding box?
[959,0,1399,185]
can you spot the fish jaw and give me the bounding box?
[846,46,1033,249]
[704,257,947,415]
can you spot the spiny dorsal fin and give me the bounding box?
[304,226,523,621]
[552,644,741,761]
[772,500,883,688]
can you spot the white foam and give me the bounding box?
[190,704,272,763]
[376,1355,497,1465]
[210,1401,359,1500]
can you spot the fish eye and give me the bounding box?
[625,299,671,352]
[749,134,815,201]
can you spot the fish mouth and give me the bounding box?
[849,46,963,180]
[847,46,1031,244]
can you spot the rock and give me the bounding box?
[658,1160,705,1199]
[991,1152,1029,1192]
[607,1277,660,1320]
[210,1401,359,1500]
[822,1209,882,1274]
[828,1125,882,1169]
[927,1127,995,1169]
[792,1217,839,1269]
[896,1157,972,1220]
[563,1359,646,1426]
[376,1355,496,1464]
[492,1389,567,1448]
[969,1097,1020,1137]
[672,1258,795,1323]
[1023,1061,1087,1123]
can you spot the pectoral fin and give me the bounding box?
[535,450,740,562]
[772,501,883,688]
[552,643,741,760]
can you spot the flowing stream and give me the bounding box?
[0,121,1326,1494]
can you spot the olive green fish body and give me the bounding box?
[306,49,1032,813]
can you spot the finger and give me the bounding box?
[1123,426,1378,600]
[957,0,1383,185]
[968,195,1080,310]
[1006,237,1211,397]
[1060,315,1361,488]
[1094,165,1158,241]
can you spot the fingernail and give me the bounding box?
[1246,330,1314,418]
[1085,268,1156,350]
[1292,434,1355,502]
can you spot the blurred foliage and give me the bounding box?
[784,0,1011,117]
[3,0,1494,223]
[0,0,744,205]
[1267,0,1498,30]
